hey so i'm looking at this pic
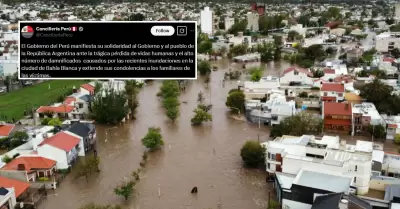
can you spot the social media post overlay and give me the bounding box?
[18,21,197,80]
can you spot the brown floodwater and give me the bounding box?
[39,60,289,209]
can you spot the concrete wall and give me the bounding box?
[29,181,56,190]
[0,170,27,182]
[369,176,400,191]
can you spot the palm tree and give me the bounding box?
[360,78,392,104]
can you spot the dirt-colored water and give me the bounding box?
[39,60,290,209]
[38,59,400,209]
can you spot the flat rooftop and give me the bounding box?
[293,169,352,193]
[275,172,296,190]
[325,149,371,162]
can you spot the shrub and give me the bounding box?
[395,134,400,144]
[240,141,266,168]
[1,155,11,163]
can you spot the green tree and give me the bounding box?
[225,90,245,114]
[360,79,393,112]
[395,134,400,144]
[141,127,164,151]
[228,20,247,35]
[91,90,128,124]
[158,81,180,122]
[75,156,100,182]
[166,107,179,122]
[304,44,326,61]
[240,141,266,168]
[249,68,263,82]
[270,112,323,137]
[1,155,11,163]
[367,125,386,139]
[268,200,280,209]
[12,131,29,141]
[79,203,121,209]
[48,118,62,126]
[287,30,301,42]
[129,13,145,21]
[114,180,135,200]
[198,60,211,76]
[273,36,282,61]
[3,76,11,93]
[125,81,140,118]
[191,108,212,125]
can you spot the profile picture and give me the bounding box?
[21,26,34,38]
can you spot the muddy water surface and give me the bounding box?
[40,60,290,209]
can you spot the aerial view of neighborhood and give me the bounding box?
[1,0,400,209]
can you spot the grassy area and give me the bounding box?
[0,80,87,120]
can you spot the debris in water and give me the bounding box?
[191,186,198,193]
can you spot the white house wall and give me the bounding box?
[282,199,312,209]
[280,72,313,86]
[37,144,68,169]
[64,131,85,157]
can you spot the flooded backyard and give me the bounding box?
[39,60,290,209]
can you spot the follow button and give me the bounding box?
[151,26,175,36]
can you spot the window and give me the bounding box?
[267,163,270,169]
[324,92,328,96]
[294,71,299,75]
[338,93,343,97]
[271,154,276,160]
[78,103,83,108]
[355,165,358,172]
[331,92,335,94]
[268,153,271,159]
[354,177,357,183]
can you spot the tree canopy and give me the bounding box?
[91,90,128,125]
[270,112,323,137]
[360,79,400,115]
[240,140,266,168]
[157,81,180,122]
[141,127,164,151]
[225,90,245,114]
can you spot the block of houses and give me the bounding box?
[0,176,30,209]
[0,124,14,139]
[0,156,57,189]
[264,135,373,195]
[37,131,84,169]
[322,102,352,132]
[382,115,400,140]
[320,83,345,102]
[279,67,313,86]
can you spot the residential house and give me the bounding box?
[80,83,95,96]
[0,176,30,209]
[242,76,281,100]
[247,93,296,126]
[0,187,16,209]
[0,124,14,139]
[36,104,75,119]
[347,48,364,64]
[0,156,57,189]
[382,115,400,140]
[274,169,356,209]
[322,102,352,133]
[279,67,313,86]
[352,103,385,135]
[375,32,400,53]
[66,92,93,119]
[65,121,96,152]
[320,83,345,102]
[37,131,83,169]
[264,135,373,194]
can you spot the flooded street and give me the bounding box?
[40,60,290,209]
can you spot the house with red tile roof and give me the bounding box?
[0,124,15,138]
[80,83,95,95]
[320,83,345,102]
[37,131,83,169]
[0,176,30,199]
[279,67,313,86]
[0,156,57,189]
[322,102,352,133]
